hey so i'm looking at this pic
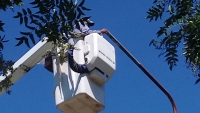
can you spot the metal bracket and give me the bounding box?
[20,65,31,72]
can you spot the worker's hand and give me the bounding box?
[74,47,80,51]
[100,29,108,34]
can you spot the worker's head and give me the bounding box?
[82,17,95,27]
[85,19,95,27]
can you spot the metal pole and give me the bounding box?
[106,31,178,113]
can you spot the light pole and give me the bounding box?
[106,31,178,113]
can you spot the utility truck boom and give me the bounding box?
[0,38,54,95]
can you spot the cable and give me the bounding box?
[106,31,178,113]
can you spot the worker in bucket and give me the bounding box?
[67,18,108,73]
[67,17,108,45]
[44,18,108,73]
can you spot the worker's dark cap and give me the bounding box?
[85,19,94,26]
[82,17,95,26]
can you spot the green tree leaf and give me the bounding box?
[26,25,35,30]
[29,34,35,44]
[81,6,91,10]
[24,37,30,48]
[195,78,200,85]
[22,8,27,15]
[0,21,4,32]
[0,42,3,50]
[77,7,85,15]
[147,0,200,83]
[15,37,24,46]
[20,32,30,35]
[20,16,23,24]
[24,16,28,26]
[30,0,39,5]
[78,0,85,6]
[27,8,32,14]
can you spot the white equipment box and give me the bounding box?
[85,33,116,85]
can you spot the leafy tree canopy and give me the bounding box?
[0,0,23,11]
[0,0,91,94]
[146,0,200,84]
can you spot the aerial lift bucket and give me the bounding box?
[53,33,116,113]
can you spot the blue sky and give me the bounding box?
[0,0,200,113]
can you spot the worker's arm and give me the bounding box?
[87,30,101,34]
[44,55,53,73]
[67,49,89,73]
[87,29,108,35]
